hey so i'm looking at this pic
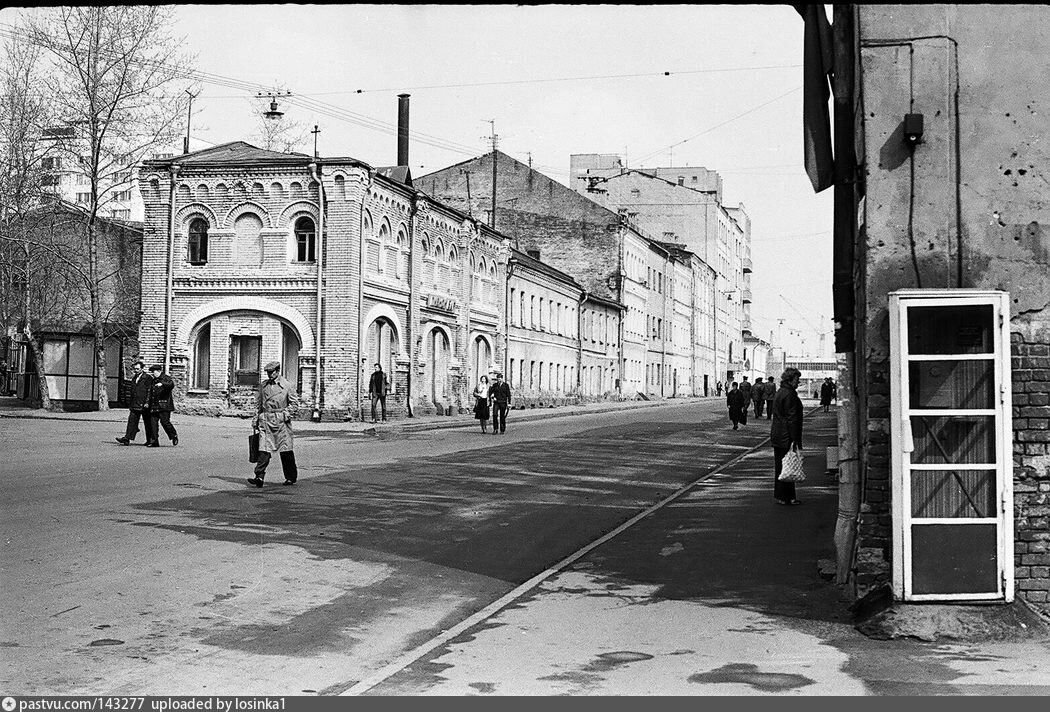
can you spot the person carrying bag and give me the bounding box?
[770,367,805,505]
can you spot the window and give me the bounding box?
[231,335,261,386]
[110,209,131,219]
[42,156,62,170]
[294,216,316,262]
[75,192,90,204]
[188,218,209,264]
[114,190,132,202]
[192,323,210,389]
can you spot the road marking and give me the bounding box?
[341,429,777,696]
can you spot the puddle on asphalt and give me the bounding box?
[688,662,814,692]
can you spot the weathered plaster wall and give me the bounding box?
[858,4,1050,606]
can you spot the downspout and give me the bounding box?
[577,291,586,398]
[164,164,180,374]
[504,252,515,379]
[661,253,668,398]
[405,196,416,417]
[308,161,324,421]
[617,224,625,399]
[357,171,372,421]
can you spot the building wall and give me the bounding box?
[507,263,582,405]
[855,3,1050,606]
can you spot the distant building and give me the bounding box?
[416,151,720,397]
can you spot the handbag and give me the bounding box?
[248,431,260,463]
[778,444,806,482]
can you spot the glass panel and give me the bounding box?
[43,340,68,374]
[66,375,95,400]
[45,375,66,400]
[907,304,993,355]
[911,524,998,594]
[909,360,994,409]
[68,337,94,376]
[910,470,996,518]
[910,415,995,464]
[105,339,121,378]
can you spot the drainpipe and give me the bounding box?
[357,172,372,421]
[504,253,516,379]
[308,161,324,421]
[164,164,180,374]
[577,291,586,397]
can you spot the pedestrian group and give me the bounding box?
[115,361,178,448]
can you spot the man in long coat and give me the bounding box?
[726,381,748,430]
[116,360,155,445]
[247,361,300,488]
[146,364,178,447]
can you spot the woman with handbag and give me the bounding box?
[770,366,804,505]
[472,375,491,433]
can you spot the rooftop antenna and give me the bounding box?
[311,124,320,158]
[183,88,199,154]
[257,90,292,120]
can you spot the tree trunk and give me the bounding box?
[25,327,52,411]
[87,206,109,411]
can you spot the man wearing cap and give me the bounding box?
[146,364,178,447]
[116,360,155,446]
[487,371,511,435]
[247,361,301,488]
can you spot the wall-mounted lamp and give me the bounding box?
[903,113,924,146]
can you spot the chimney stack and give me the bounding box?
[397,93,410,166]
[526,248,541,261]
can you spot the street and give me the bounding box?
[3,399,1050,696]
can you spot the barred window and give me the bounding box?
[188,218,209,264]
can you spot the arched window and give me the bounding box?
[487,263,497,303]
[421,234,434,287]
[294,216,316,262]
[188,218,208,264]
[233,212,263,266]
[395,226,408,280]
[366,318,398,383]
[191,322,210,389]
[519,291,526,327]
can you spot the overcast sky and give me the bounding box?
[22,4,838,356]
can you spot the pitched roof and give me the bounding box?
[376,165,413,186]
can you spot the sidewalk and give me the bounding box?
[0,393,737,434]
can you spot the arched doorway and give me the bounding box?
[365,318,398,378]
[473,335,492,382]
[426,328,450,406]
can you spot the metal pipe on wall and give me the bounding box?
[164,165,179,374]
[308,161,324,420]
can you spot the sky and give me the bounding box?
[11,4,837,357]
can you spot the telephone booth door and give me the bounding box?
[889,290,1013,602]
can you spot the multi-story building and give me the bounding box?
[136,141,508,420]
[579,167,750,384]
[415,151,719,398]
[40,125,173,222]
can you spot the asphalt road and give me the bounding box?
[3,400,1050,696]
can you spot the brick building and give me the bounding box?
[415,151,719,397]
[137,142,508,420]
[822,4,1050,610]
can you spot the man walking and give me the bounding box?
[488,371,511,434]
[737,376,752,427]
[146,364,178,447]
[764,376,776,420]
[247,361,300,488]
[751,377,765,419]
[116,360,155,446]
[368,363,389,423]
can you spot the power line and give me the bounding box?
[633,85,803,165]
[304,64,803,95]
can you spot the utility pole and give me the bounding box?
[526,151,532,169]
[183,89,199,154]
[311,124,320,158]
[482,119,499,229]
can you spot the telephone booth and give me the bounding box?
[889,289,1013,602]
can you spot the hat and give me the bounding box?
[263,361,281,372]
[149,364,163,372]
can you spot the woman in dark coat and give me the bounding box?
[726,381,748,430]
[770,367,804,505]
[472,375,491,433]
[820,377,835,412]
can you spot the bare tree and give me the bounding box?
[0,28,58,408]
[25,6,192,410]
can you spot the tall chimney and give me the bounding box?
[397,93,410,166]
